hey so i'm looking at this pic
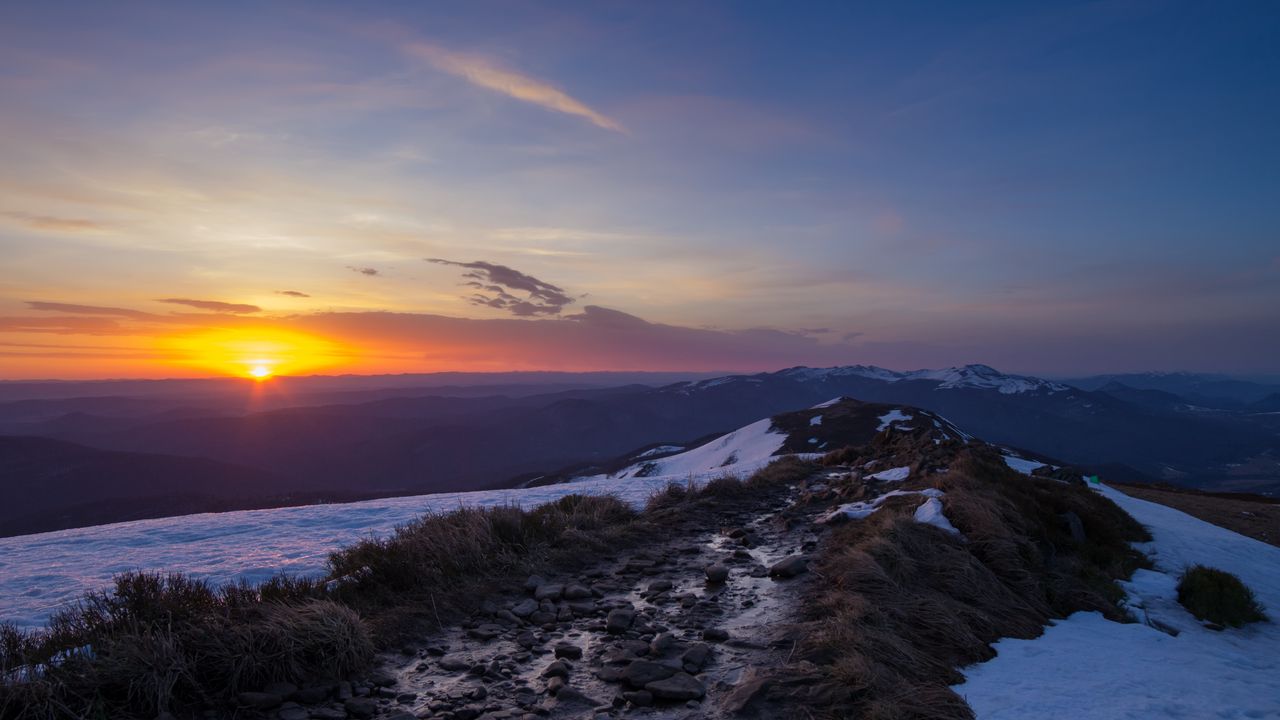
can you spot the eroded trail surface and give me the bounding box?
[365,490,821,720]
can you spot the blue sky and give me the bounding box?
[0,1,1277,378]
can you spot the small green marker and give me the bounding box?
[1087,475,1100,485]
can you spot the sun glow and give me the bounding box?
[159,327,350,378]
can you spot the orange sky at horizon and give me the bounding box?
[0,304,870,380]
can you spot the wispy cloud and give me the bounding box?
[156,298,261,314]
[27,301,155,319]
[0,316,130,335]
[276,290,311,298]
[2,210,105,232]
[404,42,624,133]
[429,258,576,316]
[348,266,381,276]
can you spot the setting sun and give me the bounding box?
[159,327,350,379]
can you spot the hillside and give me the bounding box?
[3,397,1276,720]
[0,436,296,537]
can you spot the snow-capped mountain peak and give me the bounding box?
[775,364,1068,394]
[900,364,1069,394]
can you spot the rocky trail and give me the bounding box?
[322,484,829,720]
[227,421,976,720]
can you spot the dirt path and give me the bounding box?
[1110,483,1280,547]
[350,491,822,720]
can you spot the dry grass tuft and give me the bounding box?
[1176,565,1268,627]
[1,576,371,720]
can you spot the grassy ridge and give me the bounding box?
[795,445,1152,719]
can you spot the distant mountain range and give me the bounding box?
[1061,371,1280,409]
[2,366,1277,536]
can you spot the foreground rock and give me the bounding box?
[646,671,706,700]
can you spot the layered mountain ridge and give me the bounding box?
[3,365,1277,536]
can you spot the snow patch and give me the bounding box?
[605,417,787,480]
[913,498,961,536]
[877,409,913,430]
[809,415,823,426]
[1001,454,1048,475]
[869,466,911,482]
[822,488,944,523]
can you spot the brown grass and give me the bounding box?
[1111,483,1280,547]
[798,446,1151,719]
[329,494,641,639]
[1,576,370,720]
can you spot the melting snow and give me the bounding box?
[913,497,961,536]
[958,485,1280,719]
[822,488,944,522]
[869,466,911,482]
[1001,454,1048,475]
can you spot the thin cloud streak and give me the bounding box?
[27,301,156,319]
[156,298,261,314]
[2,211,105,232]
[404,42,624,132]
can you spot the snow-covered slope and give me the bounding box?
[0,472,710,629]
[600,417,791,480]
[958,485,1280,719]
[585,398,963,485]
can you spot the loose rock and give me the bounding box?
[769,555,808,578]
[705,564,730,583]
[620,660,678,688]
[343,697,378,719]
[606,607,635,633]
[645,672,706,701]
[236,692,282,710]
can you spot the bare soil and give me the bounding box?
[1111,483,1280,547]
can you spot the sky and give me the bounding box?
[1,0,1277,380]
